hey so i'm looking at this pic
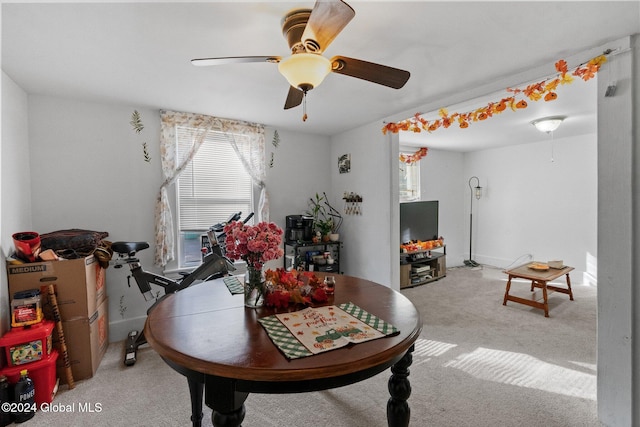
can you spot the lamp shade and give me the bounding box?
[474,185,482,200]
[531,116,565,133]
[278,53,331,91]
[468,176,481,200]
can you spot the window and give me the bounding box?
[176,127,254,267]
[399,155,420,202]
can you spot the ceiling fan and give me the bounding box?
[191,0,411,121]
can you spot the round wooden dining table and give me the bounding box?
[144,272,423,427]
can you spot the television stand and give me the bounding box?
[400,245,446,288]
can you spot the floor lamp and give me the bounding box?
[464,176,482,267]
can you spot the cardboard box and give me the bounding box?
[54,297,109,384]
[7,255,106,320]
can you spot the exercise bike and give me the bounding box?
[201,211,253,260]
[112,212,252,366]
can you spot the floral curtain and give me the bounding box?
[155,110,267,267]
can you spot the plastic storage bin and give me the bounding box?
[11,289,43,328]
[0,320,54,367]
[0,350,58,406]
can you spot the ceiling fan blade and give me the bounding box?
[284,86,304,110]
[191,56,281,66]
[330,56,410,89]
[301,0,355,53]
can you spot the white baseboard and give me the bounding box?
[109,315,147,343]
[474,254,592,286]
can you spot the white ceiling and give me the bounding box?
[2,1,639,151]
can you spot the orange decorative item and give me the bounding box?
[264,269,328,308]
[382,54,608,137]
[399,147,428,164]
[400,238,444,253]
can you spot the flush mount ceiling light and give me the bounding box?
[531,116,566,133]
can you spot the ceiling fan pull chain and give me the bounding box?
[302,91,308,122]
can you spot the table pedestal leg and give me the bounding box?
[205,376,249,427]
[387,344,414,427]
[187,377,204,427]
[212,406,246,427]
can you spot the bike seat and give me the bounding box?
[111,241,150,255]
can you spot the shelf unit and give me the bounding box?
[284,241,342,274]
[400,245,446,289]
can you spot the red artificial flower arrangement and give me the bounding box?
[264,268,328,308]
[223,221,284,270]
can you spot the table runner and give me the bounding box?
[258,302,399,359]
[223,275,244,294]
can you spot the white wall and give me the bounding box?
[331,122,397,287]
[28,96,162,339]
[465,134,597,282]
[261,126,331,273]
[25,96,331,341]
[596,34,637,426]
[263,127,331,234]
[1,71,32,335]
[416,148,466,266]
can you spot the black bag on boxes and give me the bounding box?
[40,229,109,258]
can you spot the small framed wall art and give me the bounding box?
[338,153,351,174]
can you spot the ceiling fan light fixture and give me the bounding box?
[531,116,566,133]
[278,53,331,91]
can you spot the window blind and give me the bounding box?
[176,127,253,231]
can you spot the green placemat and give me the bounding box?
[223,275,244,295]
[258,302,399,360]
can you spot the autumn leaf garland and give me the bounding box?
[400,147,428,164]
[383,55,607,136]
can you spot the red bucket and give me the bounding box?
[12,232,41,262]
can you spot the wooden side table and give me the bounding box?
[502,263,574,317]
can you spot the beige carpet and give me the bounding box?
[25,265,598,426]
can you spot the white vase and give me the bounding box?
[329,233,340,242]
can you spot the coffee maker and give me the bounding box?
[286,215,314,242]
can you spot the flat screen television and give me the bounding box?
[400,200,439,244]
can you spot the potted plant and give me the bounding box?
[325,197,343,242]
[307,192,343,242]
[307,192,328,237]
[328,226,340,242]
[316,218,333,241]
